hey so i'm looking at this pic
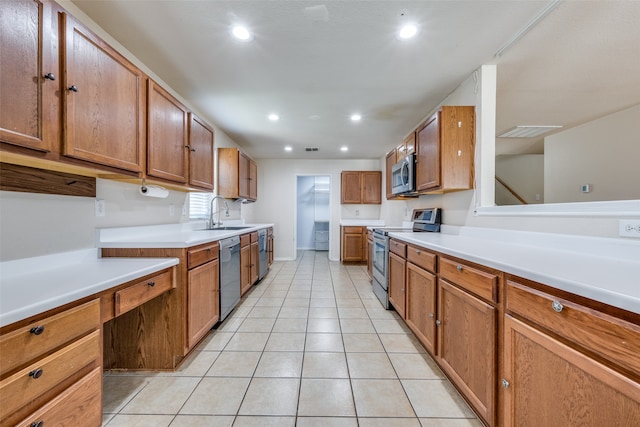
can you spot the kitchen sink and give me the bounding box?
[200,226,251,231]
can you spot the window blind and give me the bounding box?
[189,193,211,220]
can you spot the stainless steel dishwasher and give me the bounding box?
[219,235,241,321]
[258,229,268,280]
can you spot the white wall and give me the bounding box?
[545,104,640,203]
[242,159,381,261]
[496,155,544,205]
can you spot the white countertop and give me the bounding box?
[97,222,274,248]
[340,219,385,227]
[389,226,640,314]
[0,249,178,327]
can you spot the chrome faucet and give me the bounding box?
[209,195,229,228]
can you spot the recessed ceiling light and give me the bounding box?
[398,24,417,40]
[284,146,293,152]
[350,114,362,122]
[268,113,279,121]
[231,25,253,41]
[340,146,349,152]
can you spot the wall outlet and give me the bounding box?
[619,220,640,238]
[95,199,105,217]
[355,209,359,217]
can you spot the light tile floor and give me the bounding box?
[103,251,482,427]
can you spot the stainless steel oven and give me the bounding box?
[371,208,442,310]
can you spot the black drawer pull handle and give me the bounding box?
[44,72,55,81]
[30,325,45,335]
[148,281,155,287]
[68,85,78,92]
[29,368,43,379]
[30,421,44,427]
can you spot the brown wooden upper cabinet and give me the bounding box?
[187,114,215,191]
[62,12,145,173]
[217,147,258,201]
[147,79,189,184]
[0,0,59,153]
[415,106,475,193]
[340,171,381,204]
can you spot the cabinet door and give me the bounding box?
[188,113,214,190]
[187,260,219,349]
[240,244,251,295]
[248,158,258,200]
[267,231,274,266]
[503,315,640,426]
[341,228,364,261]
[341,171,361,204]
[406,262,437,355]
[63,14,144,172]
[415,113,440,192]
[0,0,59,152]
[403,132,416,156]
[362,171,382,204]
[238,152,250,199]
[250,241,259,285]
[147,80,188,183]
[438,279,496,426]
[388,252,406,319]
[385,150,397,200]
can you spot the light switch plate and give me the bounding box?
[95,199,105,217]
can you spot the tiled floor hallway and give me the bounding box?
[103,250,481,426]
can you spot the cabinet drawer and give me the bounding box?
[389,239,406,257]
[0,299,99,377]
[16,367,102,427]
[343,226,363,234]
[240,234,250,247]
[440,258,498,303]
[250,231,258,243]
[506,280,640,376]
[0,330,100,419]
[188,242,219,269]
[406,244,436,273]
[115,269,174,316]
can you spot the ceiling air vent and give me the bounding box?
[305,147,319,152]
[498,125,562,138]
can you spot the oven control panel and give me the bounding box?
[412,208,441,232]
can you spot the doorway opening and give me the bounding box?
[296,176,330,254]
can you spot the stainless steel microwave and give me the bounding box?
[391,153,416,195]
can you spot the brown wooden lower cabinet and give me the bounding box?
[388,238,640,427]
[388,251,406,319]
[187,258,219,349]
[503,315,640,426]
[340,226,368,262]
[438,279,497,426]
[405,261,437,355]
[0,300,102,427]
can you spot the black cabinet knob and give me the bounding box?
[30,421,44,427]
[148,281,155,287]
[30,325,45,335]
[29,368,44,379]
[44,73,55,81]
[68,85,78,92]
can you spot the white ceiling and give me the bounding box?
[70,1,640,159]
